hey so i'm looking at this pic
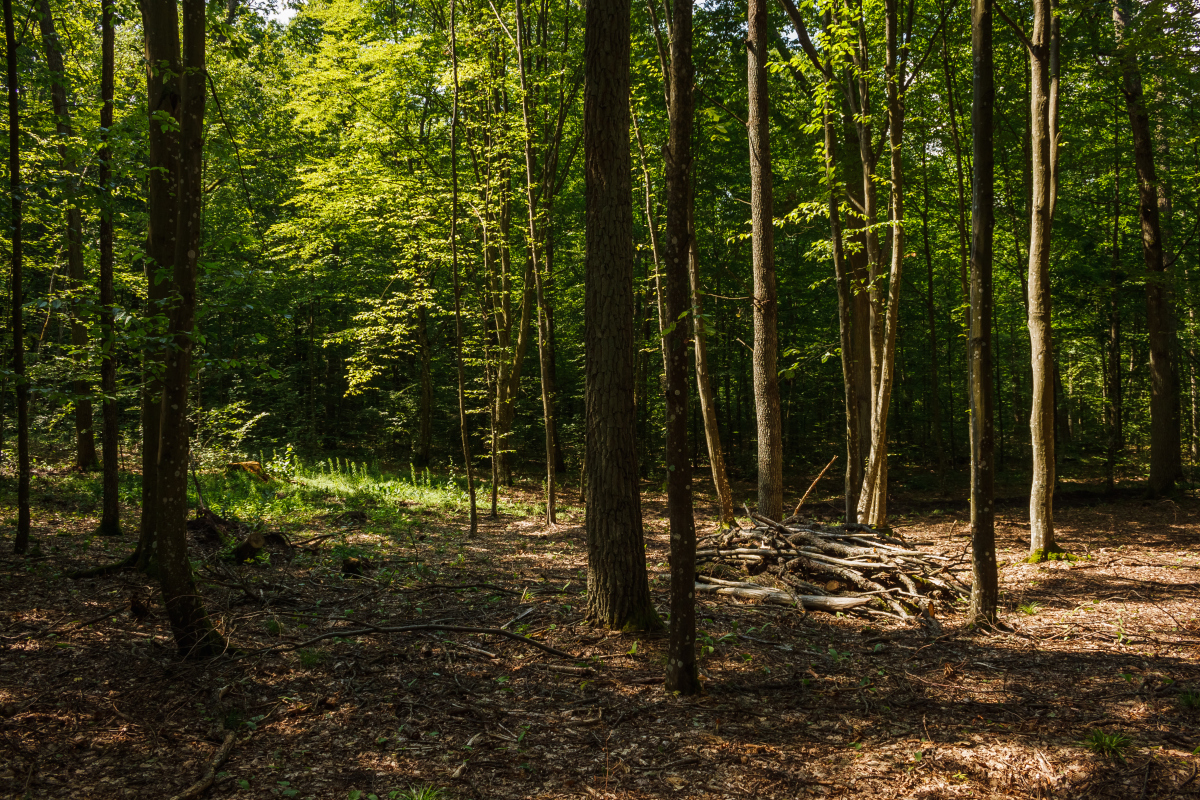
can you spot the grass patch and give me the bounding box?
[1084,729,1131,761]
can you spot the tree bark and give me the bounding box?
[747,0,783,521]
[583,0,661,632]
[969,0,997,623]
[154,0,225,657]
[137,0,182,571]
[97,0,121,537]
[1105,108,1122,492]
[415,303,432,467]
[662,0,700,696]
[1025,0,1061,559]
[919,135,946,491]
[449,0,478,535]
[5,0,29,554]
[37,0,98,474]
[513,0,556,525]
[1113,0,1177,496]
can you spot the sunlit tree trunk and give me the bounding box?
[969,0,997,623]
[1025,0,1062,559]
[154,0,224,657]
[5,0,29,554]
[449,0,477,534]
[37,0,97,474]
[583,0,661,632]
[747,0,782,520]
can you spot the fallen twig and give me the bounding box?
[792,455,837,516]
[167,731,236,800]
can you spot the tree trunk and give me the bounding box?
[1105,107,1122,492]
[5,0,29,554]
[415,303,432,467]
[96,0,121,537]
[747,0,782,520]
[688,205,735,528]
[919,135,947,492]
[449,0,478,534]
[513,0,555,525]
[136,0,181,571]
[969,0,997,623]
[857,0,907,527]
[154,0,225,657]
[662,0,699,696]
[583,0,661,633]
[37,0,98,474]
[1026,0,1061,559]
[1113,0,1177,496]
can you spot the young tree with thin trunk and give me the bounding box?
[96,0,121,538]
[136,0,182,571]
[583,0,661,632]
[747,0,783,521]
[1001,0,1064,559]
[155,0,225,657]
[662,0,700,696]
[37,0,97,474]
[449,0,477,535]
[1113,0,1178,496]
[969,0,998,624]
[5,0,29,555]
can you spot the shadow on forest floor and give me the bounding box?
[0,465,1198,799]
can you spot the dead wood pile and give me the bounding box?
[696,511,968,619]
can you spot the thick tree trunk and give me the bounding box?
[747,0,783,520]
[1026,0,1061,559]
[449,0,477,534]
[1113,0,1177,495]
[155,0,225,657]
[583,0,661,632]
[97,0,121,537]
[969,0,997,623]
[137,0,181,571]
[1105,109,1122,492]
[37,0,98,474]
[6,0,29,554]
[662,0,699,696]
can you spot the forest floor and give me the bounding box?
[1,464,1199,800]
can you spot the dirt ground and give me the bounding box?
[1,478,1199,800]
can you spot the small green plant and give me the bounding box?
[388,787,445,800]
[297,649,325,668]
[1084,729,1131,761]
[1018,602,1043,616]
[1179,688,1200,713]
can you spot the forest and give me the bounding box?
[1,0,1199,797]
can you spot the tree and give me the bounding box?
[448,0,477,535]
[969,0,998,624]
[662,0,700,696]
[583,0,660,633]
[154,0,225,657]
[747,0,783,521]
[37,0,97,474]
[96,0,120,538]
[5,0,29,555]
[136,0,182,571]
[1113,0,1178,496]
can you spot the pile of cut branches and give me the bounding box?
[695,512,969,620]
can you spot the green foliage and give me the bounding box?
[1084,730,1132,761]
[1179,688,1200,713]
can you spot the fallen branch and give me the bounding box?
[167,730,236,800]
[694,580,871,612]
[793,455,837,516]
[247,623,575,660]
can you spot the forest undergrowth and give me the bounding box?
[1,460,1199,800]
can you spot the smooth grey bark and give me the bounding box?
[583,0,661,632]
[6,0,29,554]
